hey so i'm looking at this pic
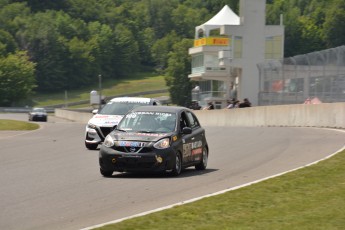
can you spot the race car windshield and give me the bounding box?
[98,102,149,115]
[33,108,46,113]
[118,112,177,133]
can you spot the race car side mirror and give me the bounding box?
[92,109,98,114]
[182,127,192,134]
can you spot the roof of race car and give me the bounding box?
[109,97,154,104]
[31,107,46,112]
[131,105,191,113]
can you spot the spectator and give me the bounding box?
[239,98,251,108]
[189,101,201,110]
[204,101,215,110]
[226,98,238,109]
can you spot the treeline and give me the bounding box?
[0,0,344,106]
[267,0,345,57]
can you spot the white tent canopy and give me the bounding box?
[195,5,240,38]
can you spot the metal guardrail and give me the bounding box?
[0,107,55,113]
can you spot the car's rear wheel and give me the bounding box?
[171,152,182,176]
[85,142,98,150]
[195,147,208,170]
[100,168,113,177]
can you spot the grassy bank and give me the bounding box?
[0,119,39,130]
[97,149,345,230]
[32,74,168,107]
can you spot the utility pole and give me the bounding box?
[98,74,102,110]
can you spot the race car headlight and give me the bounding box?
[153,138,170,149]
[103,135,114,148]
[87,122,97,129]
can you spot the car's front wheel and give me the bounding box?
[171,152,182,176]
[100,168,113,177]
[85,142,98,150]
[195,146,208,170]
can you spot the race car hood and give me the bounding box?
[113,131,172,142]
[89,114,123,127]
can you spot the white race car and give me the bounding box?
[85,97,160,150]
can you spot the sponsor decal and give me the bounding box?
[120,132,165,137]
[139,133,165,137]
[118,141,145,147]
[154,112,172,117]
[94,115,123,121]
[192,147,202,155]
[193,37,230,47]
[121,155,142,158]
[126,112,173,118]
[94,115,110,118]
[183,140,203,161]
[126,113,138,118]
[104,121,117,124]
[192,140,202,149]
[183,143,192,158]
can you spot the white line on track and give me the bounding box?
[81,128,345,230]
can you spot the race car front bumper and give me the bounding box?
[99,145,176,173]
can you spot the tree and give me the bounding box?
[87,21,117,80]
[323,0,345,47]
[152,31,180,71]
[171,4,209,38]
[147,0,178,39]
[113,23,140,76]
[298,15,325,53]
[0,51,36,106]
[165,38,193,106]
[0,2,30,35]
[0,29,17,55]
[64,0,114,22]
[11,0,69,12]
[64,37,97,88]
[16,11,70,92]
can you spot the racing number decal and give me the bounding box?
[183,140,203,162]
[183,143,192,159]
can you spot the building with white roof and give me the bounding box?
[189,0,284,108]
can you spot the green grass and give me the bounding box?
[97,149,345,230]
[0,119,39,130]
[32,73,168,107]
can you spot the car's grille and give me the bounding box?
[99,127,112,138]
[86,133,94,140]
[114,146,151,153]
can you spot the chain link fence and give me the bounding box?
[258,45,345,105]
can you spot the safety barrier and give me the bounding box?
[55,102,345,129]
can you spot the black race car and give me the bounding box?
[99,106,209,177]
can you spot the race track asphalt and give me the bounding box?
[1,113,344,230]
